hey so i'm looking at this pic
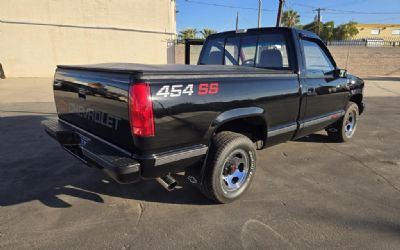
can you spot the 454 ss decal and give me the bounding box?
[156,83,219,97]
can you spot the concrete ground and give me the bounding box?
[1,77,400,249]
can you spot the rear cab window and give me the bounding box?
[239,36,258,67]
[199,38,225,65]
[256,34,290,69]
[224,37,240,65]
[199,31,292,70]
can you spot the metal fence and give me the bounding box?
[326,37,400,47]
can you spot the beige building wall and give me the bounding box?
[328,46,400,76]
[354,24,400,41]
[0,0,176,77]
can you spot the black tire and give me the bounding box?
[200,132,257,203]
[327,102,359,142]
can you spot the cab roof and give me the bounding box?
[207,27,320,40]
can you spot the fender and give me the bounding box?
[187,107,266,188]
[347,75,365,114]
[213,107,265,127]
[201,107,266,146]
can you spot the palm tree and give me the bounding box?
[281,10,300,28]
[178,28,198,41]
[200,29,217,39]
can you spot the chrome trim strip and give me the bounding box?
[300,110,345,129]
[154,146,208,166]
[268,124,297,137]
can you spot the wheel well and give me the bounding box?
[214,116,266,149]
[350,94,363,113]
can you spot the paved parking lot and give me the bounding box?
[1,77,400,249]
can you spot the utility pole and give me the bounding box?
[258,0,262,28]
[236,12,239,31]
[276,0,285,27]
[313,8,325,35]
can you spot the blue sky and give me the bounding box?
[176,0,400,32]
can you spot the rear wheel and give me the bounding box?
[327,102,359,142]
[200,132,256,203]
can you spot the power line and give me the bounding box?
[288,1,400,15]
[328,9,400,15]
[287,2,318,10]
[185,0,400,16]
[323,0,367,9]
[185,0,275,12]
[323,11,400,15]
[365,15,400,23]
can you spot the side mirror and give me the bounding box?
[336,69,348,78]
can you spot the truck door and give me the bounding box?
[296,37,348,138]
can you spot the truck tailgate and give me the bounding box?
[53,69,134,151]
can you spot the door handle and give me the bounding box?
[306,87,317,96]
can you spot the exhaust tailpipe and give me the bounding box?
[156,174,177,191]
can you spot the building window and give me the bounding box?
[371,29,381,35]
[392,29,400,35]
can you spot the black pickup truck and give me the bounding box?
[43,27,364,203]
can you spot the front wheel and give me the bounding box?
[200,132,256,203]
[327,102,359,142]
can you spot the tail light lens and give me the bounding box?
[129,83,154,137]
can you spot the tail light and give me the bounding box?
[129,83,154,137]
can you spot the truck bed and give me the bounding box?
[57,63,291,76]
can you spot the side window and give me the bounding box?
[239,36,257,67]
[224,37,240,65]
[256,34,290,69]
[199,38,225,65]
[302,39,335,74]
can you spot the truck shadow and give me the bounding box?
[0,114,350,208]
[0,115,213,208]
[295,133,337,144]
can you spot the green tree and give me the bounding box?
[178,28,198,41]
[321,21,335,41]
[333,21,359,40]
[302,21,358,41]
[303,21,322,34]
[200,28,217,39]
[281,9,301,27]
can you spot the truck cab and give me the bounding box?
[200,28,363,130]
